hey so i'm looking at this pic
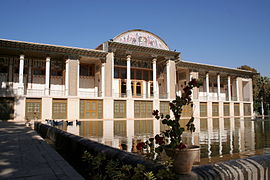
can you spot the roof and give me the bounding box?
[106,41,180,59]
[0,38,108,58]
[177,60,257,77]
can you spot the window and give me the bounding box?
[223,103,230,116]
[114,67,126,79]
[33,68,45,76]
[114,120,126,137]
[80,100,103,119]
[182,104,192,117]
[80,64,95,76]
[51,59,64,76]
[244,103,251,116]
[121,81,126,97]
[52,99,67,119]
[114,100,126,118]
[150,82,154,96]
[212,103,219,116]
[134,101,153,118]
[200,102,207,117]
[136,82,141,96]
[25,98,42,120]
[234,103,240,116]
[134,120,153,136]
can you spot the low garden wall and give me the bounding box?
[34,122,162,173]
[35,122,270,180]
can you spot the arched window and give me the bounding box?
[136,82,142,96]
[150,82,154,97]
[121,81,126,97]
[131,82,134,96]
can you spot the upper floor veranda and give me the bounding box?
[0,30,256,103]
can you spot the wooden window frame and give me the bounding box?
[80,64,95,77]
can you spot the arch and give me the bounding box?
[113,29,170,50]
[136,82,142,96]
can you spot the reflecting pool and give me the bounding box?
[52,118,270,165]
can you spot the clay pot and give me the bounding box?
[165,145,200,174]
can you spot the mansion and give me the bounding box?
[0,30,255,132]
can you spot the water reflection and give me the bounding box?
[53,118,270,165]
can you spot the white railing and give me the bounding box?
[50,89,65,96]
[199,92,227,101]
[78,90,99,97]
[26,89,45,96]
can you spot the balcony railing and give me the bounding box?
[26,89,45,96]
[78,91,99,97]
[50,89,65,96]
[159,93,168,99]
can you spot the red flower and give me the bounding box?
[152,110,159,116]
[177,143,187,150]
[155,135,165,145]
[136,142,146,150]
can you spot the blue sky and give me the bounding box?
[1,0,269,77]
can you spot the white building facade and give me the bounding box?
[0,30,254,130]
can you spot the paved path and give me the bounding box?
[0,121,84,180]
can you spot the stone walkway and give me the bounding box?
[0,121,84,180]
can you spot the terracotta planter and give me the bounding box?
[165,145,200,174]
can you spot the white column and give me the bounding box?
[153,58,158,99]
[18,54,24,95]
[166,60,170,99]
[189,72,193,100]
[101,62,105,97]
[65,60,69,96]
[228,76,231,101]
[126,55,132,98]
[45,57,50,96]
[206,72,209,100]
[217,73,220,100]
[236,78,239,101]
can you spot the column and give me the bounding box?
[18,54,24,95]
[101,62,105,97]
[126,55,132,98]
[228,76,231,101]
[190,72,193,99]
[65,60,69,96]
[152,58,158,99]
[236,78,239,101]
[166,60,170,99]
[45,57,50,96]
[217,73,220,100]
[77,60,80,94]
[206,72,209,100]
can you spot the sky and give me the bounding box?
[0,0,269,77]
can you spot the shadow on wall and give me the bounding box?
[0,85,23,121]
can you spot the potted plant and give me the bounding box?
[136,78,201,174]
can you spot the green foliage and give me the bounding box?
[82,151,175,180]
[151,78,200,152]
